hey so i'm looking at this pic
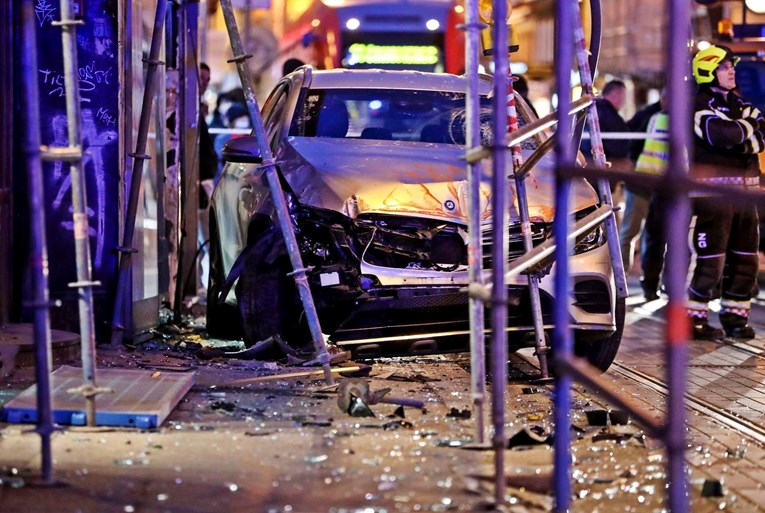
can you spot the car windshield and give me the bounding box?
[289,88,540,149]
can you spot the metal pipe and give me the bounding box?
[21,0,56,483]
[219,0,334,385]
[173,0,189,322]
[110,0,168,346]
[465,95,593,164]
[463,0,486,445]
[54,0,99,426]
[665,0,691,510]
[552,1,576,511]
[570,0,627,302]
[489,0,509,505]
[508,97,549,379]
[467,204,613,302]
[555,357,664,436]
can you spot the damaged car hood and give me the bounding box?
[279,137,598,223]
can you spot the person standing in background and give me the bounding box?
[688,45,765,340]
[618,93,662,276]
[197,63,218,297]
[581,80,632,210]
[633,91,669,301]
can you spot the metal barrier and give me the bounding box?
[462,0,729,510]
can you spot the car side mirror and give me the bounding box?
[222,136,263,163]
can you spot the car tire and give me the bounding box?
[206,215,243,340]
[574,295,626,372]
[236,249,309,348]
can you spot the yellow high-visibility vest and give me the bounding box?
[635,112,669,175]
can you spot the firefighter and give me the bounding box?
[688,44,765,340]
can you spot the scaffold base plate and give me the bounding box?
[1,365,194,428]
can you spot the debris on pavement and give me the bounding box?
[336,378,425,418]
[446,407,471,419]
[507,426,552,449]
[701,478,725,497]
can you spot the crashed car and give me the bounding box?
[207,67,624,370]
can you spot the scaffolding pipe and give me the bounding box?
[551,1,576,511]
[110,0,168,346]
[173,0,200,322]
[570,0,627,302]
[502,53,549,379]
[465,95,593,164]
[489,0,510,505]
[463,0,487,444]
[219,0,334,385]
[53,0,101,426]
[20,0,56,484]
[547,0,692,510]
[467,204,614,302]
[664,0,692,509]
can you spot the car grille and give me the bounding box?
[482,223,550,269]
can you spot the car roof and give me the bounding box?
[304,68,494,95]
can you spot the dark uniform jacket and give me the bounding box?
[692,86,765,188]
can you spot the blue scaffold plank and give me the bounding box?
[1,365,194,428]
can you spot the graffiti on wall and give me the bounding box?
[47,112,118,271]
[26,0,120,340]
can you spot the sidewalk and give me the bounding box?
[2,297,764,512]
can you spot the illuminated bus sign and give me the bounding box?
[346,43,439,66]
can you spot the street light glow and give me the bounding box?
[346,18,361,30]
[746,0,765,14]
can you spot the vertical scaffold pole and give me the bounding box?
[52,0,104,426]
[464,0,487,445]
[218,0,334,385]
[489,0,509,505]
[570,2,627,302]
[110,0,168,346]
[505,57,550,379]
[21,0,57,484]
[665,0,691,510]
[552,1,576,511]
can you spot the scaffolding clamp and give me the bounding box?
[22,299,63,310]
[115,246,139,254]
[227,53,253,65]
[67,280,102,289]
[142,57,165,66]
[456,21,489,32]
[66,384,114,400]
[51,19,85,28]
[40,145,83,162]
[287,266,314,277]
[128,152,151,161]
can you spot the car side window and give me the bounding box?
[261,83,290,149]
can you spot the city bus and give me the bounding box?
[277,0,466,74]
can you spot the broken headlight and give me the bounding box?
[574,223,606,254]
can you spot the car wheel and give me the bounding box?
[574,295,626,372]
[206,215,243,339]
[235,251,309,348]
